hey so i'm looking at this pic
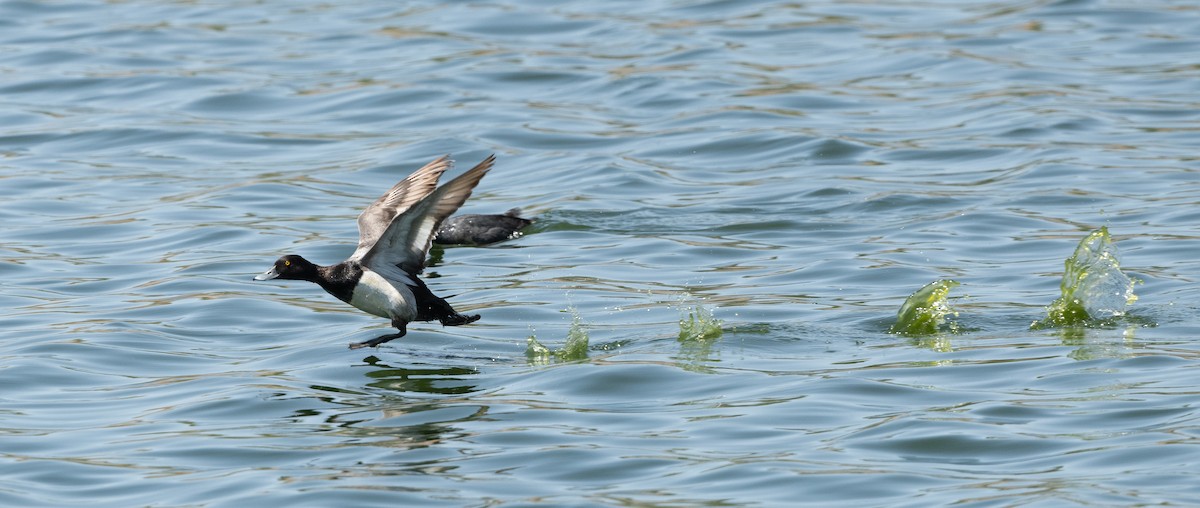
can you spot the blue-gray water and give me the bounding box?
[3,0,1199,506]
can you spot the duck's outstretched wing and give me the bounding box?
[359,154,495,275]
[352,155,452,260]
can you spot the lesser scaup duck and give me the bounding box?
[434,208,532,245]
[254,154,494,349]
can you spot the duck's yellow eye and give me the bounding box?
[284,259,291,267]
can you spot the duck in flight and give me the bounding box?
[254,155,494,349]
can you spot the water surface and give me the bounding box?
[2,0,1199,506]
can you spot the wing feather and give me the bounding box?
[361,154,495,275]
[352,155,451,260]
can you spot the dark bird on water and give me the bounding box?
[434,208,532,246]
[253,155,494,349]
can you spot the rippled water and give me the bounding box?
[3,0,1199,506]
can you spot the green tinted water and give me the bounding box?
[526,307,590,363]
[678,304,724,343]
[890,279,960,336]
[1032,227,1140,329]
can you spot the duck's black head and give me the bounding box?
[253,254,319,282]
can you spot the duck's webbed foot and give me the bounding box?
[349,321,408,349]
[440,313,480,327]
[408,278,481,327]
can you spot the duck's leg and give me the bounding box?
[349,320,408,349]
[410,279,481,327]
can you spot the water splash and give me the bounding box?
[678,304,723,342]
[1031,227,1139,329]
[889,279,960,336]
[526,307,590,363]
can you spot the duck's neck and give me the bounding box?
[315,261,363,303]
